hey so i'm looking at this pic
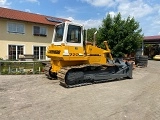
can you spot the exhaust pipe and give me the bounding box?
[93,31,97,46]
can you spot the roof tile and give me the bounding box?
[144,35,160,40]
[0,7,69,25]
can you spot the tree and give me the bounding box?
[97,13,143,57]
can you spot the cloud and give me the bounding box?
[25,0,38,2]
[108,11,116,18]
[82,0,156,20]
[25,9,31,12]
[152,15,160,27]
[50,0,58,3]
[64,6,77,13]
[0,0,11,7]
[115,0,160,35]
[81,0,115,7]
[67,17,75,21]
[66,0,160,35]
[22,0,40,5]
[117,0,154,19]
[67,17,102,29]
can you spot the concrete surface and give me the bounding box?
[0,60,160,120]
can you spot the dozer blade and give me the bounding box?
[59,59,133,88]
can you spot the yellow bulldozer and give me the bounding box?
[45,21,133,87]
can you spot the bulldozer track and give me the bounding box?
[44,63,52,79]
[58,64,97,88]
[58,63,132,88]
[44,62,132,88]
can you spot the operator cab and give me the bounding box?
[52,22,84,47]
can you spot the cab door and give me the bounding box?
[66,24,85,61]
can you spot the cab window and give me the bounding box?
[54,23,64,42]
[67,25,81,43]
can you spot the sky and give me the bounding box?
[0,0,160,36]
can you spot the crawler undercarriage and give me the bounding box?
[44,60,133,88]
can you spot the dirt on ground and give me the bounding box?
[0,60,160,120]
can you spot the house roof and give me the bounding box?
[144,35,160,40]
[144,35,160,44]
[0,7,69,25]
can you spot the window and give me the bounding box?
[34,46,46,60]
[33,26,47,37]
[67,25,81,43]
[8,45,24,60]
[8,22,24,34]
[54,23,64,42]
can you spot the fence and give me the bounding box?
[0,61,47,75]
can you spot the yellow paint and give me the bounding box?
[46,41,113,73]
[153,55,160,60]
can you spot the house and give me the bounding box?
[144,35,160,44]
[143,35,160,58]
[0,7,68,60]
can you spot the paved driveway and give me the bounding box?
[0,60,160,120]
